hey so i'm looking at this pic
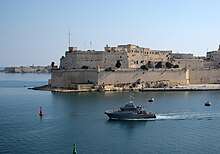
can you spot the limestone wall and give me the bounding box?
[60,50,129,70]
[171,53,193,59]
[189,69,220,84]
[60,52,77,69]
[98,69,188,85]
[102,52,129,68]
[173,59,204,69]
[105,44,171,64]
[76,51,103,69]
[149,50,172,62]
[51,69,98,88]
[51,68,189,88]
[204,60,215,69]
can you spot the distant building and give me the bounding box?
[4,66,51,73]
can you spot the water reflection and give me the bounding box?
[105,119,151,135]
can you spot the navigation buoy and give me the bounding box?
[73,144,77,154]
[39,106,44,117]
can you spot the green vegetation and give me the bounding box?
[147,61,153,68]
[173,64,179,68]
[165,62,173,69]
[81,66,89,69]
[140,65,148,70]
[105,67,114,72]
[51,62,55,68]
[155,61,162,68]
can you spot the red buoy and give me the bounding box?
[39,106,44,117]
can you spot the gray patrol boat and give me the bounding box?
[105,102,156,120]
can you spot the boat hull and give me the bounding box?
[105,112,156,120]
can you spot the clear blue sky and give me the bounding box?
[1,0,220,66]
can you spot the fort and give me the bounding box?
[49,44,220,92]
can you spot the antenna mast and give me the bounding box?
[68,29,72,48]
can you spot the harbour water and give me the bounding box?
[1,73,220,153]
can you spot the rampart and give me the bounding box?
[98,69,188,85]
[190,69,220,84]
[51,68,189,88]
[51,69,98,88]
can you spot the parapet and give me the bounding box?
[69,47,77,52]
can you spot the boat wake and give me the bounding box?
[109,118,156,121]
[156,112,220,121]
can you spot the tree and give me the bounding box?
[115,60,121,68]
[155,61,162,68]
[140,65,148,70]
[147,61,153,68]
[51,62,55,69]
[104,67,115,72]
[173,64,179,68]
[105,67,112,71]
[165,62,173,69]
[81,66,89,69]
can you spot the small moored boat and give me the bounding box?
[148,97,154,102]
[104,102,156,120]
[205,101,211,106]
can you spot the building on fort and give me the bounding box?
[171,53,204,70]
[104,44,172,68]
[60,44,172,70]
[50,44,220,91]
[206,45,220,68]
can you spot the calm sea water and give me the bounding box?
[0,73,220,154]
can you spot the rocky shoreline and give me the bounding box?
[30,84,220,93]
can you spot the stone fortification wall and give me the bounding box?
[60,51,103,69]
[51,68,189,88]
[149,50,172,62]
[206,45,220,68]
[98,69,188,85]
[76,51,103,69]
[189,69,220,84]
[204,60,215,69]
[171,53,193,59]
[105,44,172,68]
[51,69,98,88]
[102,51,129,68]
[60,50,129,70]
[173,59,204,69]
